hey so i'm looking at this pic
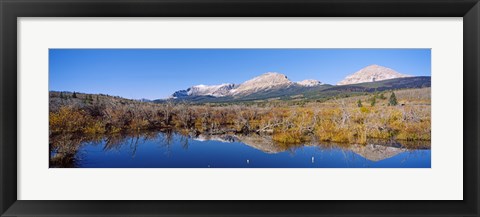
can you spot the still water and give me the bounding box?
[50,131,431,168]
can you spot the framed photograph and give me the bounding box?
[1,0,478,216]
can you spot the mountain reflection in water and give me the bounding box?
[49,131,431,168]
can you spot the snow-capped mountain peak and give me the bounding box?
[337,64,410,85]
[296,79,322,87]
[187,83,235,97]
[172,83,235,98]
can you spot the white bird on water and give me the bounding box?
[246,159,250,164]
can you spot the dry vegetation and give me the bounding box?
[49,88,431,146]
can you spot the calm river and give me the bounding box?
[50,131,431,168]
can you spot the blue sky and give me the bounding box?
[49,49,431,99]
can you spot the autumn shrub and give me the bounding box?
[396,119,431,140]
[129,118,150,131]
[83,121,106,134]
[272,130,307,143]
[50,107,92,134]
[315,119,337,142]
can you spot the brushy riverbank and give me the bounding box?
[49,88,431,145]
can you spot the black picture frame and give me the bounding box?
[1,0,479,216]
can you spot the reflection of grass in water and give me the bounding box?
[49,133,105,167]
[49,130,167,167]
[265,136,430,163]
[49,130,430,168]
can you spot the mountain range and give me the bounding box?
[172,72,324,99]
[162,64,429,103]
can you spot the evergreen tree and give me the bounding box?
[379,93,386,100]
[389,92,398,106]
[357,99,363,107]
[370,96,376,106]
[72,92,77,98]
[86,95,93,104]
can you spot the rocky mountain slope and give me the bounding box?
[230,72,293,96]
[172,72,321,99]
[337,64,410,85]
